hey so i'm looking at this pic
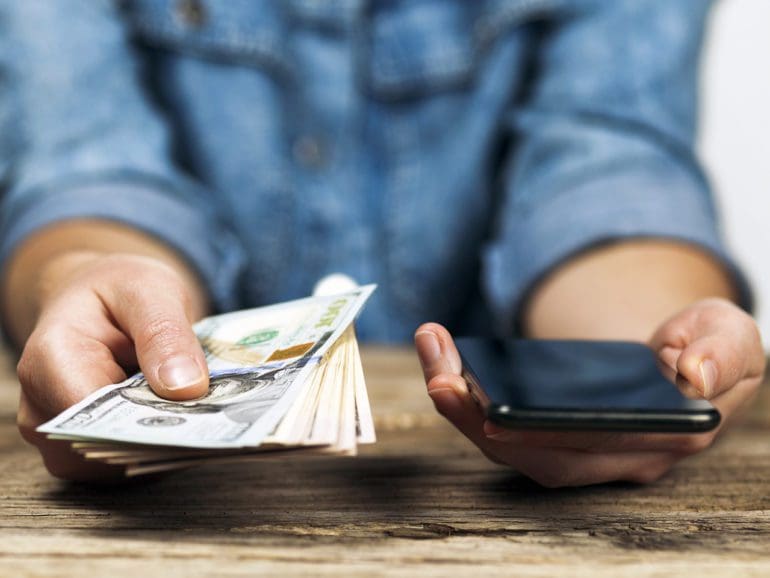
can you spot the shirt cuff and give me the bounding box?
[0,179,245,312]
[483,167,753,335]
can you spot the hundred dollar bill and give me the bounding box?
[38,285,376,449]
[61,325,375,476]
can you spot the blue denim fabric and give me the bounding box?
[0,0,748,342]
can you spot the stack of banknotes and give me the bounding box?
[38,285,377,476]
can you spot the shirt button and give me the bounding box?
[175,0,207,28]
[292,135,326,169]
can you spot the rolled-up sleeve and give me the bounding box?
[0,0,245,311]
[483,0,751,331]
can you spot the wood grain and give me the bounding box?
[1,346,769,577]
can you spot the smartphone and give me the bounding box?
[455,338,720,433]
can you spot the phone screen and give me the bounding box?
[455,338,720,432]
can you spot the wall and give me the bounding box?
[699,0,770,343]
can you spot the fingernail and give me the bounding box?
[415,331,441,366]
[158,356,204,390]
[699,360,718,398]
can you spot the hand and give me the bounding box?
[16,252,210,481]
[415,298,765,487]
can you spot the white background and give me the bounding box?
[699,0,770,344]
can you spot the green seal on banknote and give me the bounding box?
[237,329,279,346]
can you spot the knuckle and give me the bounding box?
[113,259,184,298]
[16,397,43,447]
[135,314,189,354]
[702,297,732,310]
[16,417,37,446]
[119,276,164,305]
[699,297,739,317]
[742,311,761,335]
[16,352,36,387]
[16,330,56,389]
[17,326,67,386]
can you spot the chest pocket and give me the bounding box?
[365,0,574,100]
[119,0,292,77]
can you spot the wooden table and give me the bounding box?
[1,346,769,577]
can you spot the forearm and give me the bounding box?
[522,240,739,342]
[1,219,210,347]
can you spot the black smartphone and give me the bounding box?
[456,338,720,433]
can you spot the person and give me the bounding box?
[0,0,764,486]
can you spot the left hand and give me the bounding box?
[415,298,765,487]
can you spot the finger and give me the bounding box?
[498,445,679,487]
[482,423,717,455]
[651,299,765,399]
[702,372,763,431]
[18,391,126,482]
[425,372,488,444]
[425,371,685,486]
[676,330,763,400]
[657,346,702,399]
[18,321,129,414]
[427,373,511,465]
[414,322,462,381]
[99,273,209,400]
[656,345,681,384]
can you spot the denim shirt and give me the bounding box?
[0,0,746,342]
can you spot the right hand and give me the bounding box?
[416,313,763,488]
[15,252,210,481]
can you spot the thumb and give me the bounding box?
[105,278,209,400]
[414,322,462,381]
[675,332,762,400]
[675,335,730,400]
[653,299,764,400]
